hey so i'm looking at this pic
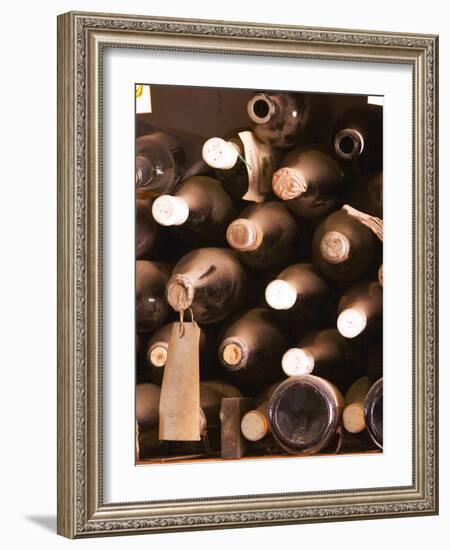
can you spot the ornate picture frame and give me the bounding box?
[57,11,438,538]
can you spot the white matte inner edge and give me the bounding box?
[103,47,413,503]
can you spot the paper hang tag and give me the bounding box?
[239,131,278,203]
[342,204,384,241]
[158,319,201,441]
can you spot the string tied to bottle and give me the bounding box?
[178,307,197,338]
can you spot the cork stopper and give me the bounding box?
[219,337,249,371]
[247,93,276,124]
[265,279,298,311]
[226,219,262,252]
[337,307,367,339]
[343,403,366,433]
[152,195,189,226]
[272,167,307,200]
[148,344,168,368]
[202,137,239,170]
[166,274,194,312]
[320,231,351,264]
[334,128,364,160]
[282,348,315,376]
[241,410,270,442]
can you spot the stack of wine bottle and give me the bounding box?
[135,89,383,462]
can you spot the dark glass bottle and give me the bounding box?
[166,248,247,324]
[136,261,171,333]
[332,104,382,174]
[272,147,344,220]
[364,378,383,449]
[136,198,159,260]
[337,281,382,339]
[268,375,344,455]
[202,130,282,202]
[247,92,332,148]
[135,125,207,196]
[281,329,355,392]
[226,201,300,269]
[240,383,279,442]
[265,263,337,326]
[218,308,287,391]
[312,208,381,283]
[151,176,235,246]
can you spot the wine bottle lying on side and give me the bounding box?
[166,247,247,324]
[337,280,382,339]
[218,308,287,391]
[272,146,344,220]
[312,207,381,284]
[136,261,172,333]
[151,176,235,246]
[265,263,337,327]
[226,201,300,269]
[136,198,159,260]
[135,124,207,197]
[247,92,332,148]
[267,375,344,455]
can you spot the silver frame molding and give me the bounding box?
[57,11,439,538]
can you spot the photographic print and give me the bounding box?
[134,84,383,465]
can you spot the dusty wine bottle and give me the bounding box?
[364,378,383,448]
[337,280,382,339]
[272,147,345,219]
[268,375,344,455]
[265,263,336,325]
[166,248,247,324]
[136,198,159,260]
[247,92,332,148]
[202,130,282,202]
[136,125,207,196]
[281,329,354,391]
[136,261,172,333]
[333,103,382,173]
[218,308,288,390]
[151,176,235,245]
[312,208,381,283]
[226,201,299,269]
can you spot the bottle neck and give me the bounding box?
[337,306,368,338]
[265,279,298,310]
[166,274,195,312]
[281,347,315,376]
[247,93,278,125]
[152,195,190,226]
[334,128,365,160]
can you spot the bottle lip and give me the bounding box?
[226,219,262,252]
[265,279,298,310]
[334,128,365,160]
[202,137,239,170]
[218,336,249,371]
[152,195,189,226]
[268,375,341,455]
[272,167,307,200]
[320,231,351,264]
[337,307,368,339]
[166,274,195,312]
[282,348,315,376]
[241,410,269,442]
[147,343,168,368]
[364,378,383,448]
[135,156,151,188]
[247,93,277,124]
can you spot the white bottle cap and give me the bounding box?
[337,307,368,339]
[152,195,189,226]
[265,279,298,310]
[281,348,315,376]
[202,138,239,170]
